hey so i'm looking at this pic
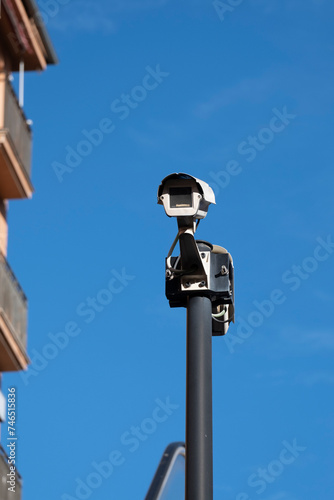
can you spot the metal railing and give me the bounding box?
[0,444,22,500]
[2,76,32,177]
[0,252,27,351]
[145,442,185,500]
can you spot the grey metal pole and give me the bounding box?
[185,295,213,500]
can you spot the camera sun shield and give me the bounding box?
[157,173,215,220]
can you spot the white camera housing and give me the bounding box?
[158,173,215,220]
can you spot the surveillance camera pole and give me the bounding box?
[164,235,234,500]
[186,294,213,500]
[158,173,234,500]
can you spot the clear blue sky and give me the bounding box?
[2,1,334,499]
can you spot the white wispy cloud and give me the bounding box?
[255,368,334,388]
[249,0,280,15]
[281,327,334,352]
[314,289,334,303]
[295,370,334,387]
[255,369,289,386]
[263,491,299,500]
[110,0,170,12]
[125,126,160,149]
[48,2,116,34]
[250,0,328,14]
[195,58,334,119]
[194,71,277,119]
[47,0,170,33]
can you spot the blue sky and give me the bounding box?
[2,0,334,498]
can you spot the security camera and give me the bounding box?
[157,172,234,334]
[157,173,215,221]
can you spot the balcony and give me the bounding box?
[0,252,29,371]
[0,74,33,199]
[0,444,22,500]
[1,0,58,71]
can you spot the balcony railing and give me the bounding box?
[0,251,27,353]
[0,444,22,500]
[2,76,32,177]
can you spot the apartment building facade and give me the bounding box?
[0,1,57,497]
